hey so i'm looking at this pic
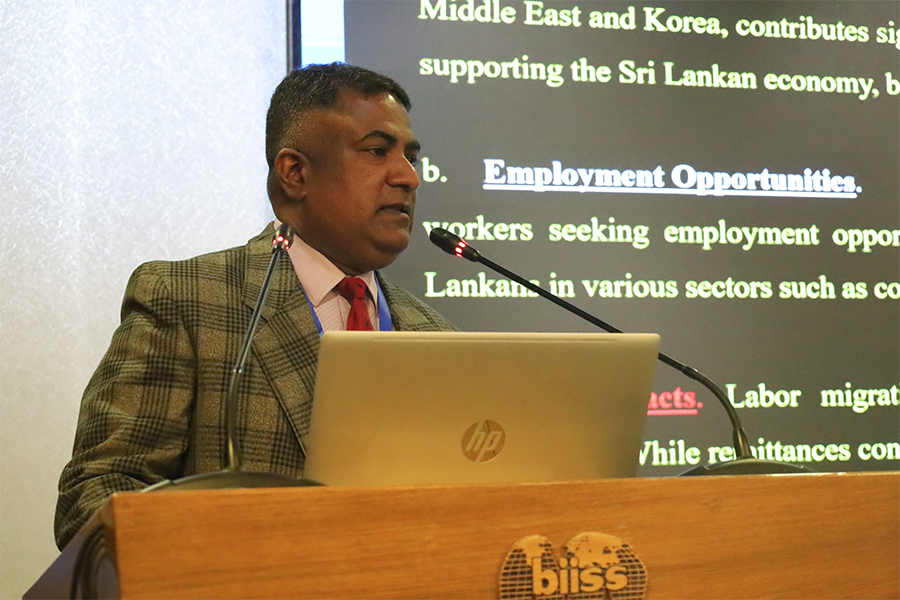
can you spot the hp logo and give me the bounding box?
[461,420,506,462]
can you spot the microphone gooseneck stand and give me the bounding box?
[429,227,811,476]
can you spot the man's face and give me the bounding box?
[282,91,421,275]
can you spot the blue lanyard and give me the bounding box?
[305,276,393,336]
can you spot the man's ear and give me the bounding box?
[273,148,309,200]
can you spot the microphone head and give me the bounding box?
[273,223,295,251]
[429,227,481,261]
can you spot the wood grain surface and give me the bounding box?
[102,472,900,599]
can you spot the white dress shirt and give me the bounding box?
[280,225,380,332]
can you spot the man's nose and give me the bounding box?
[389,156,420,191]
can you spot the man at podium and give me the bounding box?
[54,63,455,549]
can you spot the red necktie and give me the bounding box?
[335,277,374,331]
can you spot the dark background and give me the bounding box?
[317,1,898,475]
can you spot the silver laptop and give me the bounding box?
[303,331,660,486]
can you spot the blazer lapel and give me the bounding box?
[242,226,320,457]
[378,272,437,331]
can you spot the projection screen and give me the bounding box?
[301,0,900,475]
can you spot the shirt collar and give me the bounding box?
[277,221,378,308]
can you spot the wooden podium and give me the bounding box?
[27,472,900,599]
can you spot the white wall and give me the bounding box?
[0,1,285,595]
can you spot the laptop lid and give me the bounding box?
[303,331,660,486]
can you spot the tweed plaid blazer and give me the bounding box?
[55,224,455,548]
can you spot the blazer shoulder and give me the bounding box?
[120,225,275,322]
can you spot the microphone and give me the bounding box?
[146,223,322,490]
[224,222,294,470]
[429,227,809,476]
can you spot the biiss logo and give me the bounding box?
[499,532,647,599]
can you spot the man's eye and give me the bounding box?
[366,147,388,157]
[406,155,419,166]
